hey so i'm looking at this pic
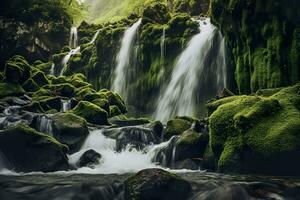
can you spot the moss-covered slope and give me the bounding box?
[210,0,300,94]
[208,83,300,175]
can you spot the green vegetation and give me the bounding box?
[208,83,300,175]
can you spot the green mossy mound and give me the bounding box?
[124,168,191,200]
[4,55,31,84]
[210,0,300,94]
[22,78,40,92]
[71,101,109,125]
[31,70,50,87]
[0,124,69,172]
[208,83,300,175]
[52,113,89,152]
[0,83,25,97]
[165,118,192,139]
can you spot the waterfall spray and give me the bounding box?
[153,18,227,122]
[111,19,142,100]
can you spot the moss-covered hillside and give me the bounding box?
[210,0,300,94]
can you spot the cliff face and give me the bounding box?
[0,0,72,68]
[210,0,300,94]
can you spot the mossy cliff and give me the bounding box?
[207,83,300,175]
[210,0,300,94]
[65,3,201,115]
[0,0,82,67]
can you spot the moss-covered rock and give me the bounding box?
[124,168,191,200]
[4,55,31,84]
[31,70,50,87]
[44,83,76,97]
[22,78,40,92]
[210,0,300,93]
[165,118,192,139]
[0,124,68,172]
[208,83,300,175]
[100,90,127,114]
[109,105,122,118]
[52,113,89,152]
[0,83,25,97]
[71,101,109,125]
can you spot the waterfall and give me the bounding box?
[68,128,157,173]
[153,18,227,122]
[36,115,53,136]
[61,99,72,112]
[60,29,99,76]
[69,27,78,48]
[49,63,55,76]
[111,18,142,100]
[160,27,166,67]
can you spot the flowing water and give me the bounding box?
[36,114,54,136]
[111,19,142,100]
[59,28,99,76]
[69,27,78,48]
[61,99,72,112]
[153,18,227,122]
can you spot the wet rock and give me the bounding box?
[0,83,25,98]
[0,124,69,172]
[71,101,109,125]
[52,113,89,152]
[77,149,101,168]
[165,118,192,139]
[103,126,158,151]
[124,168,192,200]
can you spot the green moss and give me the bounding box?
[31,70,50,87]
[0,83,25,97]
[176,130,201,145]
[71,101,109,125]
[5,55,31,84]
[22,78,40,92]
[209,83,300,175]
[165,118,192,138]
[109,105,122,117]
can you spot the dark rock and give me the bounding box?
[0,124,69,172]
[77,149,101,168]
[52,113,89,153]
[124,168,191,200]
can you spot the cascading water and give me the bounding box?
[160,27,166,67]
[111,19,142,100]
[61,99,72,112]
[153,18,227,122]
[59,28,99,76]
[69,27,78,48]
[36,114,53,136]
[49,63,55,76]
[69,128,158,174]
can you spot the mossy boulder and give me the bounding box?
[165,118,192,139]
[4,55,31,84]
[99,90,127,114]
[142,3,171,24]
[52,113,89,152]
[38,96,62,111]
[175,129,209,161]
[71,101,109,125]
[208,83,300,175]
[124,168,191,200]
[0,83,25,97]
[92,98,110,114]
[0,124,69,172]
[44,83,76,97]
[22,78,40,92]
[109,105,122,117]
[31,70,50,87]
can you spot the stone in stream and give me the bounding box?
[0,124,69,172]
[77,149,102,168]
[52,112,89,153]
[124,168,192,200]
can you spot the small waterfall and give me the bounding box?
[69,128,157,173]
[61,99,72,112]
[89,29,100,44]
[153,18,227,122]
[111,19,142,100]
[60,29,99,76]
[36,115,53,136]
[69,27,78,48]
[49,63,55,76]
[160,27,166,66]
[60,46,81,76]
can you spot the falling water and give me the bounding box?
[160,27,166,66]
[61,99,72,112]
[69,128,157,174]
[111,19,142,100]
[153,18,227,122]
[49,63,55,76]
[69,27,78,48]
[36,115,53,136]
[60,28,100,76]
